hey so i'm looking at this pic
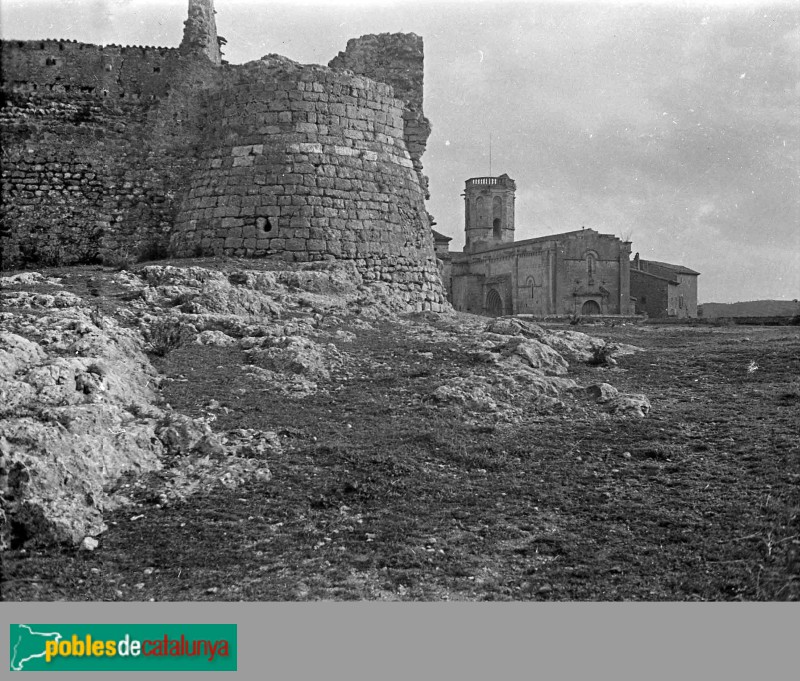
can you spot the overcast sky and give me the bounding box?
[2,0,798,303]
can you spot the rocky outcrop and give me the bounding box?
[604,394,652,418]
[419,314,648,422]
[0,272,278,549]
[0,262,649,548]
[485,317,640,363]
[586,383,618,403]
[585,382,651,418]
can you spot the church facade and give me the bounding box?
[441,175,634,317]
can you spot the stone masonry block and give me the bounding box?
[286,238,306,251]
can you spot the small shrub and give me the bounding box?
[19,242,65,268]
[101,248,136,271]
[148,319,190,357]
[587,342,618,367]
[138,240,171,263]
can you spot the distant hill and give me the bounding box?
[700,300,800,318]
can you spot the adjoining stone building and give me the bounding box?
[630,254,700,318]
[442,174,634,317]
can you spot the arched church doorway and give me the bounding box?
[486,289,504,316]
[581,299,602,315]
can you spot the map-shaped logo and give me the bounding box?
[10,624,62,671]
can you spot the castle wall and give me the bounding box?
[169,57,443,306]
[1,40,181,100]
[2,93,166,265]
[1,16,445,309]
[1,40,219,267]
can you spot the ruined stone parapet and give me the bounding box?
[179,0,222,65]
[328,33,431,197]
[0,39,182,101]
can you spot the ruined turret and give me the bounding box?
[329,33,432,197]
[180,0,222,65]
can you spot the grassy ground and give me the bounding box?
[3,275,799,600]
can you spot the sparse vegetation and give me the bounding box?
[147,319,189,357]
[587,341,618,366]
[2,266,799,602]
[138,240,171,263]
[100,248,137,271]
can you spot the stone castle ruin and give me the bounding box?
[0,3,667,552]
[0,0,446,311]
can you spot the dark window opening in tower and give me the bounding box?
[476,196,486,229]
[492,195,502,238]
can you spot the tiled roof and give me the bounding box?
[640,259,700,275]
[630,268,680,285]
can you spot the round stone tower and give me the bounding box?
[463,173,516,252]
[168,56,446,309]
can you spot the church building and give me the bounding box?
[440,174,634,317]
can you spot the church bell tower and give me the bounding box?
[463,173,516,252]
